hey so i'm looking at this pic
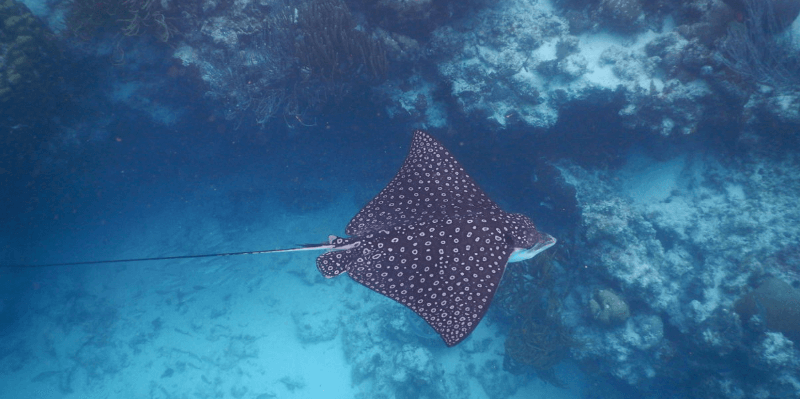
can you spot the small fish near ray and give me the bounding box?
[318,130,556,346]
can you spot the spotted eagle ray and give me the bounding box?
[307,130,556,346]
[6,130,555,346]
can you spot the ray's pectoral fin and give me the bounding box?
[316,236,361,278]
[316,251,352,278]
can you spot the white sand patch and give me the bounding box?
[619,150,687,205]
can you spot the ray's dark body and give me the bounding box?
[316,130,554,346]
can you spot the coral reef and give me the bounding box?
[431,0,569,129]
[572,313,665,385]
[599,0,645,31]
[0,0,61,105]
[48,0,800,139]
[417,0,742,135]
[175,0,387,127]
[557,143,800,396]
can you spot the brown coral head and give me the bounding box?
[589,289,630,325]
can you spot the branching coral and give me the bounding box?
[118,0,177,42]
[719,0,800,88]
[294,0,387,82]
[493,251,574,386]
[493,251,558,321]
[65,0,178,42]
[503,293,573,387]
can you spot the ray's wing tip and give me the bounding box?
[542,232,557,246]
[444,333,467,347]
[412,129,431,140]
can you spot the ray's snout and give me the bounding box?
[508,231,557,263]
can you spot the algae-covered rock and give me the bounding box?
[735,277,800,342]
[590,289,631,325]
